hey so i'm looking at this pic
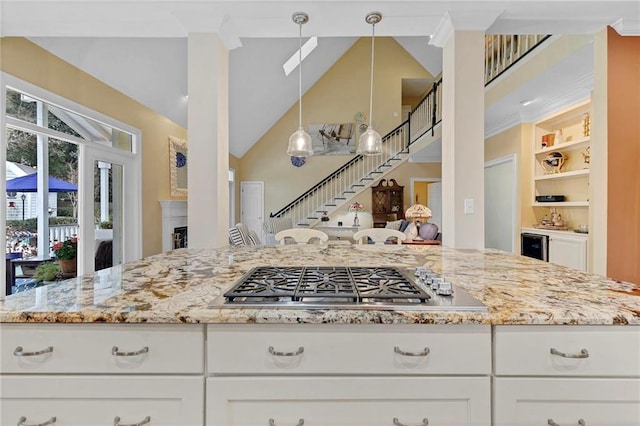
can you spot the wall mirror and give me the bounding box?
[169,136,187,197]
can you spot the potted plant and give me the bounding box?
[34,262,60,283]
[52,237,78,277]
[321,211,330,225]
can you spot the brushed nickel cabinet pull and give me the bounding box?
[548,419,586,426]
[550,348,589,359]
[13,346,53,357]
[393,418,429,426]
[111,346,149,357]
[17,416,56,426]
[113,416,151,426]
[268,346,304,357]
[394,346,430,357]
[268,419,304,426]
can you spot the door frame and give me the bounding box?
[240,181,264,237]
[409,177,442,206]
[484,153,518,253]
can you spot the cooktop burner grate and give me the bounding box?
[224,266,431,304]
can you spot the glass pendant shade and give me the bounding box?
[357,11,383,156]
[287,12,313,157]
[357,127,382,155]
[287,126,313,157]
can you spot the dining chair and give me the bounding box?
[274,228,329,245]
[352,228,405,245]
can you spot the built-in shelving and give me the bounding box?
[534,136,590,156]
[534,168,590,181]
[531,101,591,238]
[532,201,589,207]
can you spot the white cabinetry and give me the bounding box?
[0,324,205,426]
[521,227,588,271]
[549,233,588,271]
[494,325,640,426]
[207,324,491,426]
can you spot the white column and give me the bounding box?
[36,100,50,257]
[431,12,498,249]
[187,33,230,249]
[98,161,111,223]
[589,27,608,275]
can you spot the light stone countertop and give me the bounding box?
[1,244,639,325]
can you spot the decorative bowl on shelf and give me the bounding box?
[542,151,566,174]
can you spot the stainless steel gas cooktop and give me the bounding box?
[211,266,487,312]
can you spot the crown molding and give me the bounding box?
[429,10,504,47]
[485,72,593,138]
[611,17,640,36]
[484,111,522,139]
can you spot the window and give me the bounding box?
[2,73,142,291]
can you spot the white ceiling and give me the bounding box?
[3,0,639,157]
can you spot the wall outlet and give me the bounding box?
[464,198,474,214]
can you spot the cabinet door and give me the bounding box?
[1,376,204,426]
[495,378,640,426]
[549,236,587,271]
[207,376,490,426]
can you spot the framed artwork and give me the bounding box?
[309,123,355,155]
[169,136,187,197]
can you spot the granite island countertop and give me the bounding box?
[1,244,639,325]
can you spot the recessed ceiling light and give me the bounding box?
[520,99,534,106]
[283,36,318,76]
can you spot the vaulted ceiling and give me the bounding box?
[2,1,639,158]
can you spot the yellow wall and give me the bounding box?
[485,123,536,253]
[228,154,241,224]
[414,181,428,205]
[1,37,186,257]
[238,37,433,216]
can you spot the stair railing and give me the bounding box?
[271,78,442,226]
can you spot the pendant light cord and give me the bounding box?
[298,21,303,129]
[368,21,376,128]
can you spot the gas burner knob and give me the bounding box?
[436,282,453,296]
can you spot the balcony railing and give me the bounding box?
[485,34,550,85]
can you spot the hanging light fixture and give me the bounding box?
[287,12,313,157]
[357,11,383,156]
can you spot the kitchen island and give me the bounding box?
[1,244,639,425]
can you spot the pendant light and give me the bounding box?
[287,12,313,157]
[357,11,383,156]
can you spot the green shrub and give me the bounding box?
[34,262,60,282]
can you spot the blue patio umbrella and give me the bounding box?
[6,173,78,193]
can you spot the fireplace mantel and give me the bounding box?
[159,200,187,252]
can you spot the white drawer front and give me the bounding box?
[495,325,640,377]
[208,324,491,375]
[208,376,490,426]
[495,377,640,426]
[1,376,204,426]
[1,323,204,374]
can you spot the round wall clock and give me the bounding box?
[291,156,306,167]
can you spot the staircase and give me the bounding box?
[270,79,443,228]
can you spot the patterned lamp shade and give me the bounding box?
[349,202,364,212]
[405,204,432,222]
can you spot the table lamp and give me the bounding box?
[349,201,364,227]
[405,204,432,240]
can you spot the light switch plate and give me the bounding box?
[464,198,474,214]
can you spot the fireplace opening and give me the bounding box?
[172,226,188,249]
